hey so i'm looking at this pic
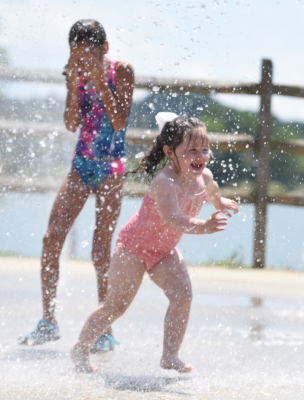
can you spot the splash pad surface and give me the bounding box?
[1,257,304,399]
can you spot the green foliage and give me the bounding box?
[198,102,304,190]
[200,109,227,132]
[201,102,259,135]
[272,120,304,140]
[129,92,211,129]
[0,47,9,65]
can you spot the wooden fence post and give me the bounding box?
[253,59,273,268]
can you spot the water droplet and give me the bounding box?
[135,152,145,159]
[55,300,64,312]
[193,26,201,33]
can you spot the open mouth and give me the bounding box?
[190,163,203,170]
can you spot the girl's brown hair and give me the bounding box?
[69,19,107,48]
[128,115,208,181]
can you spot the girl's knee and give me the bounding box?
[115,304,128,318]
[43,232,56,249]
[100,304,127,324]
[112,298,130,316]
[167,285,192,305]
[179,288,193,305]
[43,228,66,250]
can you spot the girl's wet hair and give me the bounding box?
[69,19,107,48]
[128,115,208,181]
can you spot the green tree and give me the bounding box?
[0,47,9,65]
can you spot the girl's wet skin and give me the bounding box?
[71,115,238,374]
[19,20,134,352]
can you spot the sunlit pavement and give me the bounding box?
[1,257,304,400]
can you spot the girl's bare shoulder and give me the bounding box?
[148,168,178,200]
[202,167,214,187]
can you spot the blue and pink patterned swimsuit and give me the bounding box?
[72,60,128,192]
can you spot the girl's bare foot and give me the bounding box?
[160,353,194,373]
[71,343,99,373]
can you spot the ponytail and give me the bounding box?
[127,134,167,180]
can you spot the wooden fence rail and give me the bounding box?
[0,60,303,267]
[1,119,304,154]
[2,65,304,98]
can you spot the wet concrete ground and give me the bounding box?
[1,257,304,399]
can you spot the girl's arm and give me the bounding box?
[150,172,228,235]
[84,55,134,131]
[204,168,239,217]
[64,54,80,132]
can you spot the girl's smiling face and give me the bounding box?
[170,128,210,179]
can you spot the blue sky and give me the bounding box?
[1,0,304,122]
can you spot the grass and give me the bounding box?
[187,260,250,269]
[0,251,298,271]
[0,250,31,258]
[185,249,250,269]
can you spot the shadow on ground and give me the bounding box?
[95,374,192,394]
[1,349,69,361]
[1,349,192,395]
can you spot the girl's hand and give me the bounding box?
[65,54,80,89]
[81,52,105,86]
[204,210,228,234]
[218,198,239,218]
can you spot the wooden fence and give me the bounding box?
[0,59,304,267]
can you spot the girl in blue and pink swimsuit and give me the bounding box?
[73,62,126,192]
[19,19,134,352]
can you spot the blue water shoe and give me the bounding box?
[18,319,60,346]
[90,333,120,353]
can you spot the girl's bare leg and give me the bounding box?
[71,248,145,372]
[93,174,123,336]
[148,248,194,373]
[41,168,89,325]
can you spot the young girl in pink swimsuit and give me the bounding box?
[71,112,239,373]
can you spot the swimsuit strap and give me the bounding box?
[179,189,207,197]
[167,169,206,197]
[78,60,116,87]
[107,60,116,86]
[178,190,206,201]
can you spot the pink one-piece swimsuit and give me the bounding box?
[114,189,206,271]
